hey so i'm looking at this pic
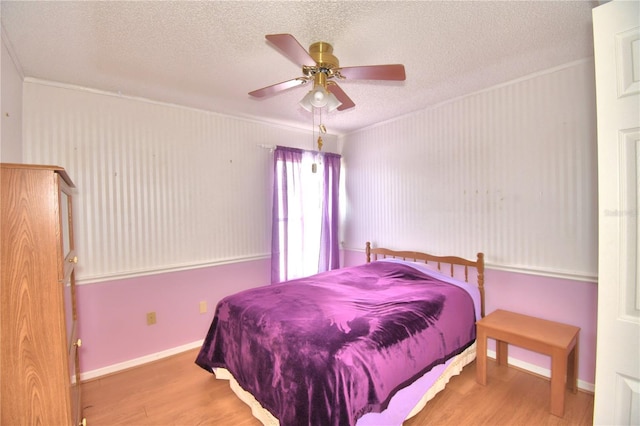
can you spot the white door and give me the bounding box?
[593,1,640,424]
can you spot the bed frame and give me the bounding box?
[365,242,485,317]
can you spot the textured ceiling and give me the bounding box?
[1,0,598,135]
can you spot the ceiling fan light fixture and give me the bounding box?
[312,86,327,105]
[299,85,342,112]
[299,90,315,112]
[325,91,342,112]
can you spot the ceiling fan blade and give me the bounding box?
[249,78,307,98]
[337,64,406,81]
[265,34,316,67]
[327,83,355,111]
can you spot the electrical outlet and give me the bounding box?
[199,300,207,314]
[146,311,157,325]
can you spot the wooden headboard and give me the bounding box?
[365,242,485,317]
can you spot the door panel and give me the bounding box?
[593,1,640,424]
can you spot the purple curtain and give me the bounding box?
[271,147,303,284]
[271,146,341,283]
[318,153,341,272]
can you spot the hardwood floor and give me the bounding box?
[82,348,594,425]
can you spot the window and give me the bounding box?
[271,146,340,283]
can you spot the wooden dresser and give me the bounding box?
[1,163,84,425]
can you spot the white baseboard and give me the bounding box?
[81,340,203,381]
[487,350,595,393]
[81,342,595,394]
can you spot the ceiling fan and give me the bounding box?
[248,34,406,112]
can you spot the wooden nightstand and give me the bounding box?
[476,309,580,417]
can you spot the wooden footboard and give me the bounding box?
[365,242,485,317]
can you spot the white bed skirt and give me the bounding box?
[213,342,476,426]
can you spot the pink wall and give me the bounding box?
[484,269,597,386]
[76,258,270,373]
[79,250,596,388]
[343,249,597,387]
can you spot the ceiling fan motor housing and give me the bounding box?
[304,42,339,88]
[309,42,339,69]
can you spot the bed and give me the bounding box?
[196,242,485,425]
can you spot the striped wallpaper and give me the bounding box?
[22,81,336,283]
[341,60,598,280]
[22,59,597,283]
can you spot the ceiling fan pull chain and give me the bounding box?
[317,107,324,152]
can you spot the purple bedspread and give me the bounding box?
[196,262,476,426]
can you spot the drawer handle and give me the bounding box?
[69,256,78,264]
[79,418,87,426]
[74,338,82,348]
